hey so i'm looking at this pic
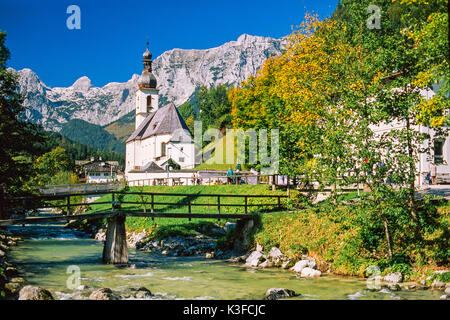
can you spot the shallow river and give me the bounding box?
[7,223,442,300]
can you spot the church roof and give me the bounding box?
[126,103,192,143]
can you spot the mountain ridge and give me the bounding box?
[11,33,285,133]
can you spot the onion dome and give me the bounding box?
[139,41,157,89]
[139,71,157,89]
[143,47,152,60]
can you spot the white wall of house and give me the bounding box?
[367,85,450,186]
[87,173,115,183]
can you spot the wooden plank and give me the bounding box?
[0,212,117,226]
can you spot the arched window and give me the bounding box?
[161,142,166,157]
[146,96,152,112]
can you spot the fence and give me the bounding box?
[39,182,122,195]
[1,190,288,221]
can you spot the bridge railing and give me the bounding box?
[1,190,289,222]
[39,182,122,196]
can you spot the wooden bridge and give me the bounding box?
[0,190,287,265]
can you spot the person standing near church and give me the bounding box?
[431,162,437,185]
[226,167,233,184]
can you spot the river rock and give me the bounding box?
[300,267,321,278]
[245,251,265,267]
[10,277,27,284]
[445,287,450,295]
[431,279,445,289]
[127,229,149,248]
[134,287,152,299]
[440,294,449,300]
[89,288,120,300]
[95,229,106,241]
[224,222,236,232]
[264,288,299,300]
[5,266,18,277]
[258,259,274,268]
[384,272,403,284]
[0,249,5,257]
[267,247,285,265]
[386,284,401,291]
[290,259,316,273]
[281,259,294,269]
[77,285,91,291]
[390,295,407,300]
[18,286,54,300]
[5,282,25,297]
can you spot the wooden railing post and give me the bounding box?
[111,192,115,212]
[277,196,281,211]
[66,195,71,216]
[151,194,155,221]
[188,195,192,221]
[217,195,221,221]
[244,196,248,214]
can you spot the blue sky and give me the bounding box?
[1,0,338,87]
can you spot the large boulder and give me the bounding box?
[134,287,152,299]
[384,272,403,284]
[245,251,265,267]
[300,267,321,278]
[290,259,316,273]
[264,288,299,300]
[267,247,286,266]
[18,286,54,300]
[89,288,120,300]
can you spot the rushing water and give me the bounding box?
[7,223,442,300]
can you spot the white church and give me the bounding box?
[125,44,195,180]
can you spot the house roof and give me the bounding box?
[126,103,192,143]
[80,160,119,173]
[128,161,165,173]
[75,160,119,166]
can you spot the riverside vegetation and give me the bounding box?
[66,185,449,297]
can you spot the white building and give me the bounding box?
[76,158,119,183]
[370,86,450,186]
[125,44,195,179]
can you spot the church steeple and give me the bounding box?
[138,40,157,89]
[135,40,159,129]
[143,40,153,72]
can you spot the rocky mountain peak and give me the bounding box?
[71,76,92,92]
[13,34,285,131]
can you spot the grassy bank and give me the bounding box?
[84,185,288,240]
[251,200,449,279]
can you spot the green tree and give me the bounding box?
[34,147,71,185]
[198,84,233,132]
[0,31,44,196]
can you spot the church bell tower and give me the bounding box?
[135,41,159,129]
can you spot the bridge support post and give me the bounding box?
[102,214,128,264]
[233,218,255,255]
